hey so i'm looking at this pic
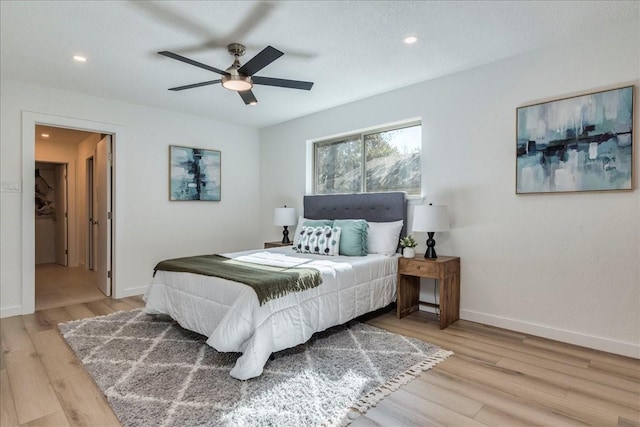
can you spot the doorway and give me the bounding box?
[34,125,113,310]
[34,162,68,266]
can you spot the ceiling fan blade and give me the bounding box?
[238,90,258,105]
[169,40,228,56]
[158,51,229,76]
[252,76,314,91]
[237,46,283,76]
[226,2,275,43]
[168,80,221,91]
[130,1,215,40]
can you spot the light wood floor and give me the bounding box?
[1,299,638,427]
[35,264,105,311]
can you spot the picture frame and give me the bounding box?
[516,86,633,194]
[169,145,221,201]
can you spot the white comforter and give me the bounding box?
[144,247,398,380]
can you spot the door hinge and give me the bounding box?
[107,152,112,165]
[107,212,112,220]
[65,249,68,255]
[107,270,112,279]
[65,212,68,218]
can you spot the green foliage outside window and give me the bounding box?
[314,123,421,195]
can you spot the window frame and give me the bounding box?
[313,121,422,195]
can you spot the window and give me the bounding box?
[314,123,421,195]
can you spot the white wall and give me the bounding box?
[0,80,261,317]
[259,24,640,357]
[34,217,55,264]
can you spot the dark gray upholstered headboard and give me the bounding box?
[303,192,407,242]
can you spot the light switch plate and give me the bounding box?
[1,181,22,192]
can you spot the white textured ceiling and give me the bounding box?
[1,1,638,128]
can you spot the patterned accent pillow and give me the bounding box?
[293,217,334,246]
[294,226,341,256]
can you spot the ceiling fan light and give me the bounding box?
[221,75,253,91]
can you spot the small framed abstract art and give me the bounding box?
[169,145,221,201]
[516,86,633,194]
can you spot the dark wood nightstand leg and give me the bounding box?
[397,274,420,318]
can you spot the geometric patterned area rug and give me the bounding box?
[59,309,452,427]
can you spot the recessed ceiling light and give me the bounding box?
[41,133,50,138]
[73,55,87,62]
[403,36,418,45]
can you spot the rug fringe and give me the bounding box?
[341,348,454,425]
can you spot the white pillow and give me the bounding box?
[367,220,404,256]
[294,226,341,256]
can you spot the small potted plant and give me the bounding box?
[399,235,418,258]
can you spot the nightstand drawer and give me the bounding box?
[398,258,442,277]
[264,241,293,249]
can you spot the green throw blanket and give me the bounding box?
[153,254,322,305]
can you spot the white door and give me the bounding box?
[54,164,68,266]
[95,135,112,296]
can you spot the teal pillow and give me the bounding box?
[303,219,334,228]
[333,219,368,256]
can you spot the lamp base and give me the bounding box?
[424,232,437,259]
[281,226,291,244]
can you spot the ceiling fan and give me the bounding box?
[158,43,314,105]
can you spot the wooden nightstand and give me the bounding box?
[264,241,293,249]
[397,255,461,329]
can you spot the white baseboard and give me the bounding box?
[1,305,23,318]
[119,286,147,299]
[460,309,640,359]
[419,303,437,314]
[2,287,146,318]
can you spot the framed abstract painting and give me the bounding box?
[516,86,633,194]
[169,145,221,201]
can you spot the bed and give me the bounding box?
[144,192,407,380]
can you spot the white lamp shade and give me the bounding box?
[412,204,449,232]
[274,207,297,226]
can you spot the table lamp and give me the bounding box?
[274,206,297,244]
[412,203,449,258]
